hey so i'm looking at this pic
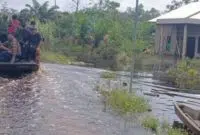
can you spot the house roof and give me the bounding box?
[150,2,200,24]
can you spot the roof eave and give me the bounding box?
[156,18,200,24]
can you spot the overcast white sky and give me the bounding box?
[0,0,172,12]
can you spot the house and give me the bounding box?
[150,2,200,58]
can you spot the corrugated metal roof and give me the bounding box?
[150,2,200,22]
[191,12,200,19]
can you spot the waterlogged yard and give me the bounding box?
[98,62,200,135]
[97,69,191,135]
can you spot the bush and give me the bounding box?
[92,43,120,70]
[168,60,200,89]
[116,52,131,70]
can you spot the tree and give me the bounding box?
[1,2,9,15]
[0,2,18,16]
[72,0,80,12]
[25,0,59,22]
[19,9,32,26]
[105,1,120,10]
[126,4,160,21]
[166,0,199,11]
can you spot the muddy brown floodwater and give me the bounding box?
[1,63,199,135]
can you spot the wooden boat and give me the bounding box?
[0,62,39,72]
[0,46,40,73]
[174,103,200,134]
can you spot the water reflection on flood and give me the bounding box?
[129,72,200,124]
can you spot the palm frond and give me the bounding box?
[32,0,40,10]
[48,5,59,13]
[25,4,34,10]
[40,1,49,10]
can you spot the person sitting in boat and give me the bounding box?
[0,34,21,63]
[26,21,36,33]
[8,14,21,36]
[28,27,41,63]
[16,24,32,60]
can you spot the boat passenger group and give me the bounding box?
[0,14,42,64]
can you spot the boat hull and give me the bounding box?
[174,103,200,134]
[0,62,39,73]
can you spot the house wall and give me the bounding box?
[155,24,177,55]
[155,24,200,58]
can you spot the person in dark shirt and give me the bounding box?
[28,27,41,62]
[15,24,32,60]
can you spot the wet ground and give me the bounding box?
[1,63,200,135]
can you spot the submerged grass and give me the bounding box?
[166,128,188,135]
[142,116,159,132]
[41,51,73,65]
[141,116,188,135]
[101,89,149,115]
[100,71,117,79]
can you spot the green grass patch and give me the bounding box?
[141,116,188,135]
[101,89,149,115]
[41,51,73,65]
[100,71,117,79]
[142,116,159,132]
[167,128,188,135]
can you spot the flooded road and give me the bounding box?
[1,63,200,135]
[0,64,152,135]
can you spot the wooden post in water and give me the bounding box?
[129,0,139,93]
[182,24,188,59]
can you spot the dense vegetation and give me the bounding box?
[0,0,198,71]
[0,0,160,70]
